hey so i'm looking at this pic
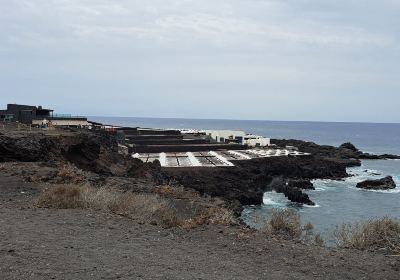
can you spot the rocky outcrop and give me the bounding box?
[0,133,56,162]
[0,130,163,182]
[266,177,315,205]
[287,179,315,190]
[272,139,400,160]
[3,128,398,211]
[339,142,359,152]
[356,176,397,190]
[165,155,351,206]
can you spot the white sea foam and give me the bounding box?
[352,185,400,194]
[311,179,340,192]
[263,191,290,206]
[304,204,321,208]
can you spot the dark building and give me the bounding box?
[0,104,53,124]
[1,103,89,127]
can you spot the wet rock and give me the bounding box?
[266,177,315,206]
[166,154,354,207]
[339,142,359,152]
[287,179,315,190]
[272,139,400,160]
[356,176,397,190]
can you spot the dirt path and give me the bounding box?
[1,174,399,280]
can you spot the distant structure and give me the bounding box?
[205,130,246,144]
[205,130,270,147]
[0,103,89,127]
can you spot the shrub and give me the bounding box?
[265,209,302,239]
[182,206,239,229]
[37,184,183,228]
[36,185,82,209]
[333,217,400,254]
[261,209,323,243]
[314,233,325,247]
[205,207,238,226]
[36,184,239,229]
[57,164,85,183]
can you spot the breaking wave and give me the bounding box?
[262,191,290,207]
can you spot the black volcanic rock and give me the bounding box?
[0,130,163,181]
[165,155,347,207]
[266,177,315,205]
[287,179,315,190]
[282,187,315,206]
[271,139,400,160]
[340,142,359,152]
[0,133,55,162]
[356,176,397,190]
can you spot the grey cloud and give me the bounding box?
[0,0,399,122]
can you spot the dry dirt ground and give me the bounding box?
[1,173,399,280]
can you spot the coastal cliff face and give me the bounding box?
[0,130,162,181]
[1,129,397,212]
[272,139,400,160]
[164,155,354,207]
[166,139,399,207]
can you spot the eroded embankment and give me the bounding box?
[2,129,399,213]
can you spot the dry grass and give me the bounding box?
[262,209,323,244]
[314,233,325,247]
[36,184,238,229]
[265,209,303,239]
[57,164,85,183]
[155,185,201,200]
[333,217,400,254]
[182,206,239,229]
[37,185,82,209]
[36,184,181,227]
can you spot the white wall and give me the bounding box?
[205,130,246,143]
[32,119,89,127]
[244,137,270,147]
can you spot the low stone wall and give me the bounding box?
[32,119,89,127]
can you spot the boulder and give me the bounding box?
[287,179,315,190]
[339,142,359,152]
[266,177,315,206]
[356,176,397,190]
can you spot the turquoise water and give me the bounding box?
[242,160,400,237]
[91,116,400,234]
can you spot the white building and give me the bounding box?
[243,135,271,147]
[205,130,270,147]
[205,130,246,143]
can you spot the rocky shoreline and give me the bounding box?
[2,128,399,213]
[1,126,400,279]
[166,139,400,208]
[356,176,397,190]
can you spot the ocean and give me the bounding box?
[91,116,400,238]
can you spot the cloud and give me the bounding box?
[0,0,399,122]
[0,0,397,52]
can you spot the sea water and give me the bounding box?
[91,116,400,235]
[242,160,400,238]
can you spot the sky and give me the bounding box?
[0,0,399,123]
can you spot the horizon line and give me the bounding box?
[88,115,400,125]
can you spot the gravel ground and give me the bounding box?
[1,173,399,280]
